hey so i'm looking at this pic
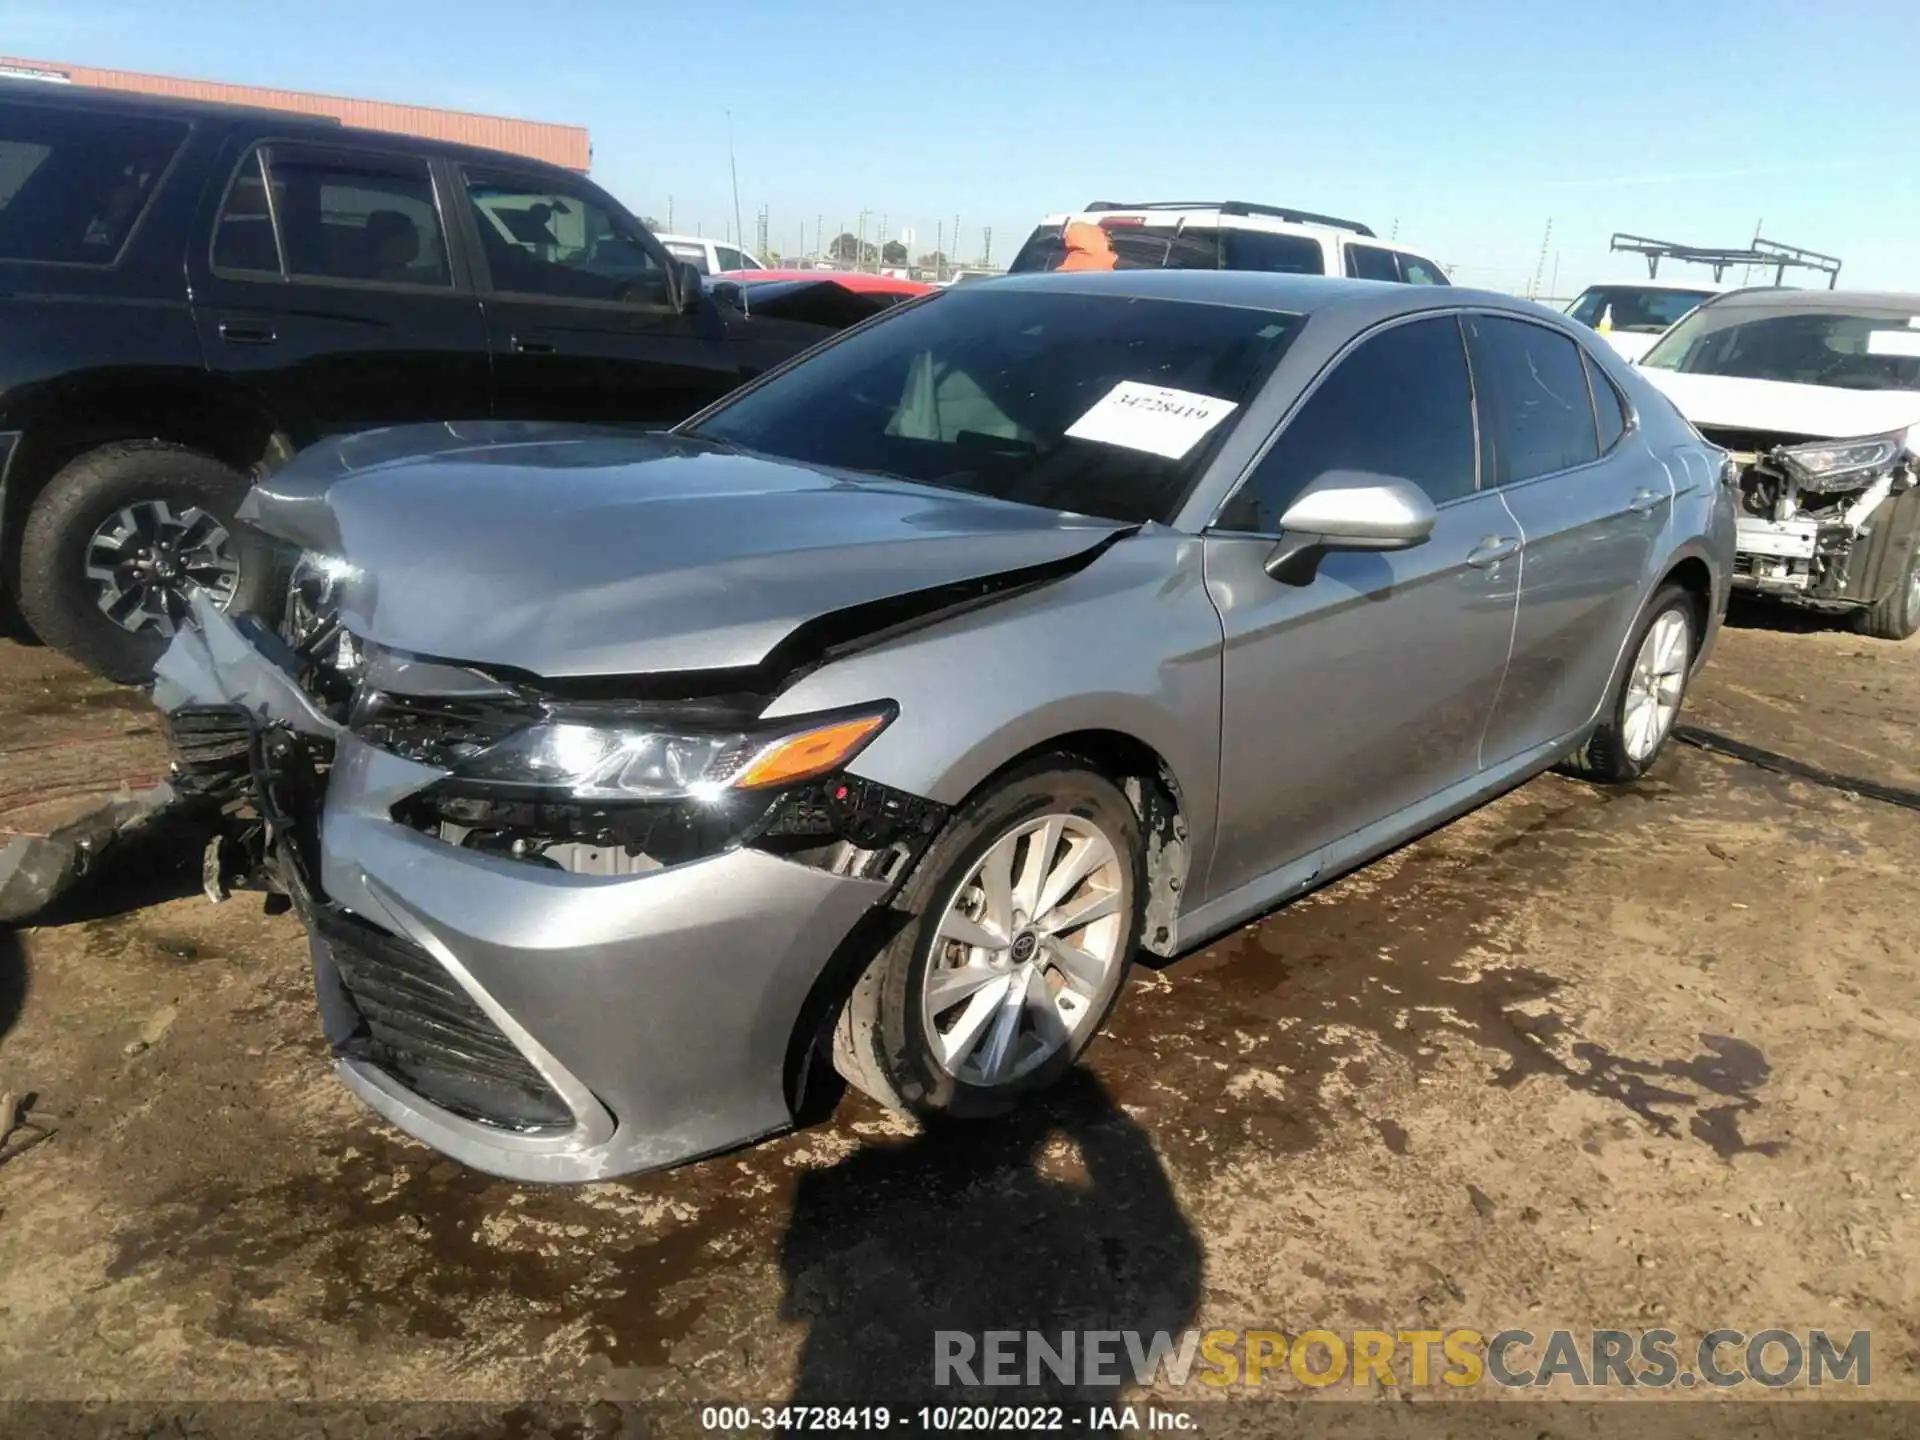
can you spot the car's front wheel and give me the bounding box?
[15,441,279,684]
[1564,582,1697,783]
[832,761,1144,1118]
[1854,541,1920,641]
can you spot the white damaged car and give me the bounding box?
[1638,289,1920,638]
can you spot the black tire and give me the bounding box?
[831,760,1144,1119]
[15,441,278,684]
[1563,582,1699,783]
[1854,543,1920,641]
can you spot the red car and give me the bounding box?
[714,268,935,297]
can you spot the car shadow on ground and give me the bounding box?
[778,1067,1202,1411]
[1722,594,1854,636]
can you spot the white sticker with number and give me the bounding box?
[1867,329,1920,357]
[1064,381,1240,460]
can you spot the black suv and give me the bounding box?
[0,81,898,681]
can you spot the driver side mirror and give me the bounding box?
[1264,470,1436,585]
[673,259,706,313]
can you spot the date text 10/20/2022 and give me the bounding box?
[700,1406,1194,1431]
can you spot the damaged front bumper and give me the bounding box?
[1725,433,1919,607]
[153,597,912,1183]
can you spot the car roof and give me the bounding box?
[1030,206,1434,252]
[978,268,1550,321]
[1701,288,1920,317]
[1575,279,1722,294]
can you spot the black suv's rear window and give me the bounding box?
[0,104,186,266]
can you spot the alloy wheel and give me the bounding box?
[84,500,241,636]
[1623,609,1690,762]
[921,812,1129,1087]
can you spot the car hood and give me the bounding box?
[240,422,1128,681]
[1638,370,1920,441]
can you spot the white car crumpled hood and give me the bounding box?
[1640,369,1920,442]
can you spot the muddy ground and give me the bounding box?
[0,603,1916,1435]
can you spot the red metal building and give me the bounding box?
[0,55,590,172]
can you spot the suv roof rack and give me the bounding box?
[1610,232,1841,289]
[1083,200,1376,238]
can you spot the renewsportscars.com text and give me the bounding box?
[934,1327,1871,1390]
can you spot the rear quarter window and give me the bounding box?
[0,104,186,265]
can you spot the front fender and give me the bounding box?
[765,531,1226,892]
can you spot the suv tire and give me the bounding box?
[832,761,1143,1119]
[1563,583,1698,783]
[16,441,278,685]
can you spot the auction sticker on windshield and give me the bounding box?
[1865,329,1920,358]
[1065,381,1239,460]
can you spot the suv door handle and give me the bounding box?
[217,323,277,345]
[509,335,556,355]
[1466,535,1521,569]
[1627,486,1665,514]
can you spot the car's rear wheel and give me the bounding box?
[832,762,1143,1118]
[15,441,278,684]
[1854,543,1920,641]
[1564,583,1696,783]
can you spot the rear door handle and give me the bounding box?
[1466,535,1521,569]
[217,323,277,346]
[509,335,556,355]
[1628,486,1666,514]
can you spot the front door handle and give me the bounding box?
[217,323,277,346]
[1627,486,1666,514]
[1466,535,1521,569]
[509,335,556,355]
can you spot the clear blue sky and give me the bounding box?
[10,0,1918,292]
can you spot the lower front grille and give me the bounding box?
[311,905,572,1134]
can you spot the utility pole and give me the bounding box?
[666,195,674,230]
[756,204,769,262]
[935,221,944,280]
[815,213,823,263]
[980,225,992,269]
[1528,217,1553,300]
[857,209,870,271]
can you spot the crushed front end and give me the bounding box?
[152,593,946,1182]
[1701,425,1920,610]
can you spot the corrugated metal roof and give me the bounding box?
[0,55,591,171]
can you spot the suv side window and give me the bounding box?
[464,170,670,304]
[1343,243,1402,283]
[1399,253,1449,286]
[1220,230,1326,274]
[0,104,186,266]
[218,144,452,287]
[1217,314,1478,531]
[1464,314,1600,484]
[714,244,747,272]
[1584,348,1628,452]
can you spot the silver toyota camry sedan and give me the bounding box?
[155,270,1736,1182]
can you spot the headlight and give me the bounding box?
[451,705,895,801]
[1776,429,1912,487]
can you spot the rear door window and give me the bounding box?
[1343,243,1403,283]
[714,244,748,272]
[0,104,185,265]
[1218,314,1478,530]
[231,145,451,287]
[1464,314,1601,484]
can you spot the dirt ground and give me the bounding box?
[0,602,1916,1434]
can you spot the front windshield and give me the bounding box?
[684,288,1303,525]
[1567,286,1713,334]
[1641,305,1920,392]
